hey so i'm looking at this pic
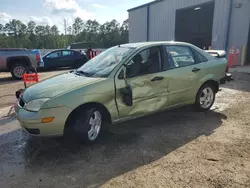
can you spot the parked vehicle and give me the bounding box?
[15,41,231,143]
[67,42,98,49]
[66,41,106,58]
[40,49,88,70]
[0,48,42,79]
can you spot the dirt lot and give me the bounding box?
[0,71,250,188]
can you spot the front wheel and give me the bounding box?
[195,84,216,112]
[70,108,103,143]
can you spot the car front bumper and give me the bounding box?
[15,101,72,137]
[220,73,232,84]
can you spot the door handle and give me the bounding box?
[151,76,164,82]
[192,67,201,73]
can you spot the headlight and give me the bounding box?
[24,98,50,112]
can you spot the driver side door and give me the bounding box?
[114,46,169,120]
[43,51,62,68]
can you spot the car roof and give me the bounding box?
[120,41,193,49]
[51,49,78,52]
[119,41,214,61]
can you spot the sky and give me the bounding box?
[0,0,152,32]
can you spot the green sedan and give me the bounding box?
[15,42,230,143]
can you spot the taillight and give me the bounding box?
[36,53,41,61]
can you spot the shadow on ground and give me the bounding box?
[0,106,227,187]
[0,115,16,126]
[0,76,22,86]
[223,72,250,92]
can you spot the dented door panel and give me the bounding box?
[115,72,169,119]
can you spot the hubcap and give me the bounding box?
[14,66,25,78]
[88,111,102,141]
[200,87,214,109]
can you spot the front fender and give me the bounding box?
[75,94,118,121]
[42,92,119,123]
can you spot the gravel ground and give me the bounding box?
[0,71,250,188]
[0,70,68,108]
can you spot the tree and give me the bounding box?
[51,25,59,35]
[0,18,129,49]
[50,25,60,48]
[0,24,4,34]
[4,19,27,47]
[67,26,72,35]
[27,21,36,34]
[72,17,84,35]
[120,19,129,44]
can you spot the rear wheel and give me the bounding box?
[69,108,103,143]
[195,84,216,111]
[10,64,27,80]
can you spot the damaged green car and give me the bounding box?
[15,42,230,142]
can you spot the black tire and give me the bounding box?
[195,83,216,112]
[68,108,103,143]
[10,64,27,80]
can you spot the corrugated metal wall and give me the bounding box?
[211,0,231,49]
[148,0,212,41]
[128,6,148,42]
[228,0,250,52]
[129,0,233,50]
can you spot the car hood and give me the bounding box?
[22,72,104,102]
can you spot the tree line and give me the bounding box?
[0,17,128,49]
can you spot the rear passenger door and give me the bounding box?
[60,50,74,67]
[164,45,206,106]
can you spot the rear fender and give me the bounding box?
[197,74,218,90]
[6,56,31,70]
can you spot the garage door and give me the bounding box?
[175,2,215,49]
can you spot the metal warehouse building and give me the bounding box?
[128,0,250,65]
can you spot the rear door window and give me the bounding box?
[190,48,208,63]
[165,46,195,69]
[62,51,72,57]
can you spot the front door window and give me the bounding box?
[126,47,161,78]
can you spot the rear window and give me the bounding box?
[191,48,208,63]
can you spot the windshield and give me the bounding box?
[76,46,134,77]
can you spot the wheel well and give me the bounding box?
[7,57,31,71]
[200,80,219,93]
[65,102,112,129]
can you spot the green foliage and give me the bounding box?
[0,18,129,49]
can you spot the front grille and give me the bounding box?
[19,98,25,108]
